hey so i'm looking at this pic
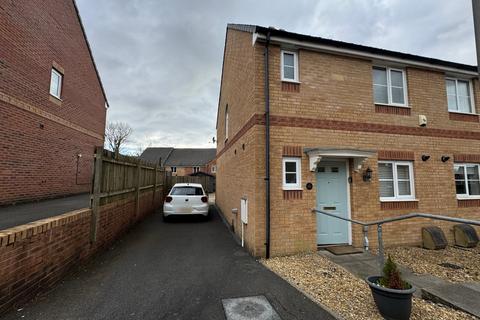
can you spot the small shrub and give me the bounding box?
[378,255,411,290]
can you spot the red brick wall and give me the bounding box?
[0,0,107,204]
[0,189,163,315]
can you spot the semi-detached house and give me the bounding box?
[216,24,480,258]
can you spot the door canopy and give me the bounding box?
[304,148,375,172]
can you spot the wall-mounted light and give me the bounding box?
[363,167,373,182]
[441,156,450,163]
[421,155,430,161]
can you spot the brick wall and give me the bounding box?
[217,28,480,257]
[0,189,163,315]
[0,0,107,204]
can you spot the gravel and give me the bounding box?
[385,246,480,283]
[261,253,476,320]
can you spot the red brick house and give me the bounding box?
[140,148,216,176]
[216,24,480,258]
[0,0,108,205]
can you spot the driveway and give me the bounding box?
[3,206,335,320]
[0,193,90,231]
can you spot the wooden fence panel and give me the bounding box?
[90,147,166,242]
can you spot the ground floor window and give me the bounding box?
[282,157,301,190]
[378,161,415,201]
[171,166,177,173]
[454,163,480,198]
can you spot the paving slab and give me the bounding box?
[320,250,480,318]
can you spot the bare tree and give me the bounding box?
[105,122,133,157]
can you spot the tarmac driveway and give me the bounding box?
[4,206,334,320]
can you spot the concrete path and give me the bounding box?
[3,207,335,320]
[0,193,90,231]
[320,250,480,318]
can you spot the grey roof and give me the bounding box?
[140,148,216,167]
[165,149,216,166]
[139,147,173,166]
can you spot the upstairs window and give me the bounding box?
[281,50,298,82]
[373,67,407,106]
[454,163,480,198]
[171,167,176,173]
[282,157,301,190]
[211,165,217,173]
[446,78,474,114]
[193,166,200,173]
[49,68,63,99]
[378,161,415,201]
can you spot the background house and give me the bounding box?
[140,148,216,176]
[0,0,108,205]
[216,24,480,258]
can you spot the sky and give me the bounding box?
[76,0,476,152]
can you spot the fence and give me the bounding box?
[90,147,165,241]
[165,174,216,194]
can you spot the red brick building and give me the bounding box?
[140,148,216,176]
[216,24,480,257]
[0,0,108,205]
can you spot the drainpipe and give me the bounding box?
[473,0,480,80]
[264,32,271,259]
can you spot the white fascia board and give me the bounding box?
[253,33,477,77]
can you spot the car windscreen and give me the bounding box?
[170,187,204,196]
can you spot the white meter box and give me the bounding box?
[240,198,248,224]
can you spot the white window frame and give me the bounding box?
[445,77,476,115]
[225,105,229,140]
[211,165,216,173]
[454,163,480,199]
[282,157,302,190]
[49,68,63,99]
[193,166,200,173]
[280,50,299,83]
[378,161,415,201]
[171,166,176,173]
[373,66,408,107]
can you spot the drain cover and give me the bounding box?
[439,262,463,270]
[222,295,281,320]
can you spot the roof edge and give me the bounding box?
[72,0,110,107]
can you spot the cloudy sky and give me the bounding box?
[76,0,476,152]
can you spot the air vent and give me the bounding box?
[453,224,479,248]
[422,226,447,250]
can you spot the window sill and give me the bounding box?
[49,94,62,106]
[380,198,418,202]
[282,187,303,191]
[281,79,301,84]
[449,111,478,116]
[457,198,480,207]
[380,200,418,210]
[457,196,480,200]
[375,104,411,116]
[374,103,410,109]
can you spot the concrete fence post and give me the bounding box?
[90,146,103,243]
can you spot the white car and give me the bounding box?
[163,183,209,220]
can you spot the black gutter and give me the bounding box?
[253,25,477,73]
[264,32,271,259]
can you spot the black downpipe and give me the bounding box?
[264,32,271,259]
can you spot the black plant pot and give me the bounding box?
[366,276,416,320]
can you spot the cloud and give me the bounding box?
[76,0,476,151]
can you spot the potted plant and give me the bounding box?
[366,255,416,320]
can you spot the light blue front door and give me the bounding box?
[316,161,349,245]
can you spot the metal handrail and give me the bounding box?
[312,208,480,269]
